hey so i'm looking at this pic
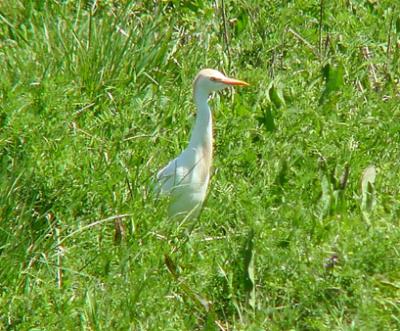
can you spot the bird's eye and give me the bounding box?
[210,77,217,82]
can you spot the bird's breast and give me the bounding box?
[198,139,213,183]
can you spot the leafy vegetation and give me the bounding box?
[0,0,399,330]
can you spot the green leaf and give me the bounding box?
[319,174,332,219]
[257,105,275,132]
[242,229,256,309]
[269,84,285,109]
[319,63,344,105]
[235,11,249,35]
[276,158,288,186]
[361,165,376,212]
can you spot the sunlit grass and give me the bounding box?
[0,1,399,330]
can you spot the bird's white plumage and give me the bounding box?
[156,146,209,218]
[156,69,248,219]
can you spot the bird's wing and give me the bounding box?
[155,157,180,194]
[154,148,196,195]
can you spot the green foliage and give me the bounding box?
[0,0,400,330]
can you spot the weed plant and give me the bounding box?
[0,1,399,330]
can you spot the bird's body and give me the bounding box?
[156,69,249,219]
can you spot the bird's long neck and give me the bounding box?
[189,88,213,152]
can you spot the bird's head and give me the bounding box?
[193,68,249,95]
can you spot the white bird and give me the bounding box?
[156,68,249,219]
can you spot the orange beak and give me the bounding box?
[217,77,250,87]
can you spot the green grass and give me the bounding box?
[1,0,400,330]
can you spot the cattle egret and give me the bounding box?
[156,68,249,219]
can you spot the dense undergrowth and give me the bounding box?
[0,1,399,330]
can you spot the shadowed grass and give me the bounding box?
[0,0,399,330]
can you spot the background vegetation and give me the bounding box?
[0,0,399,329]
